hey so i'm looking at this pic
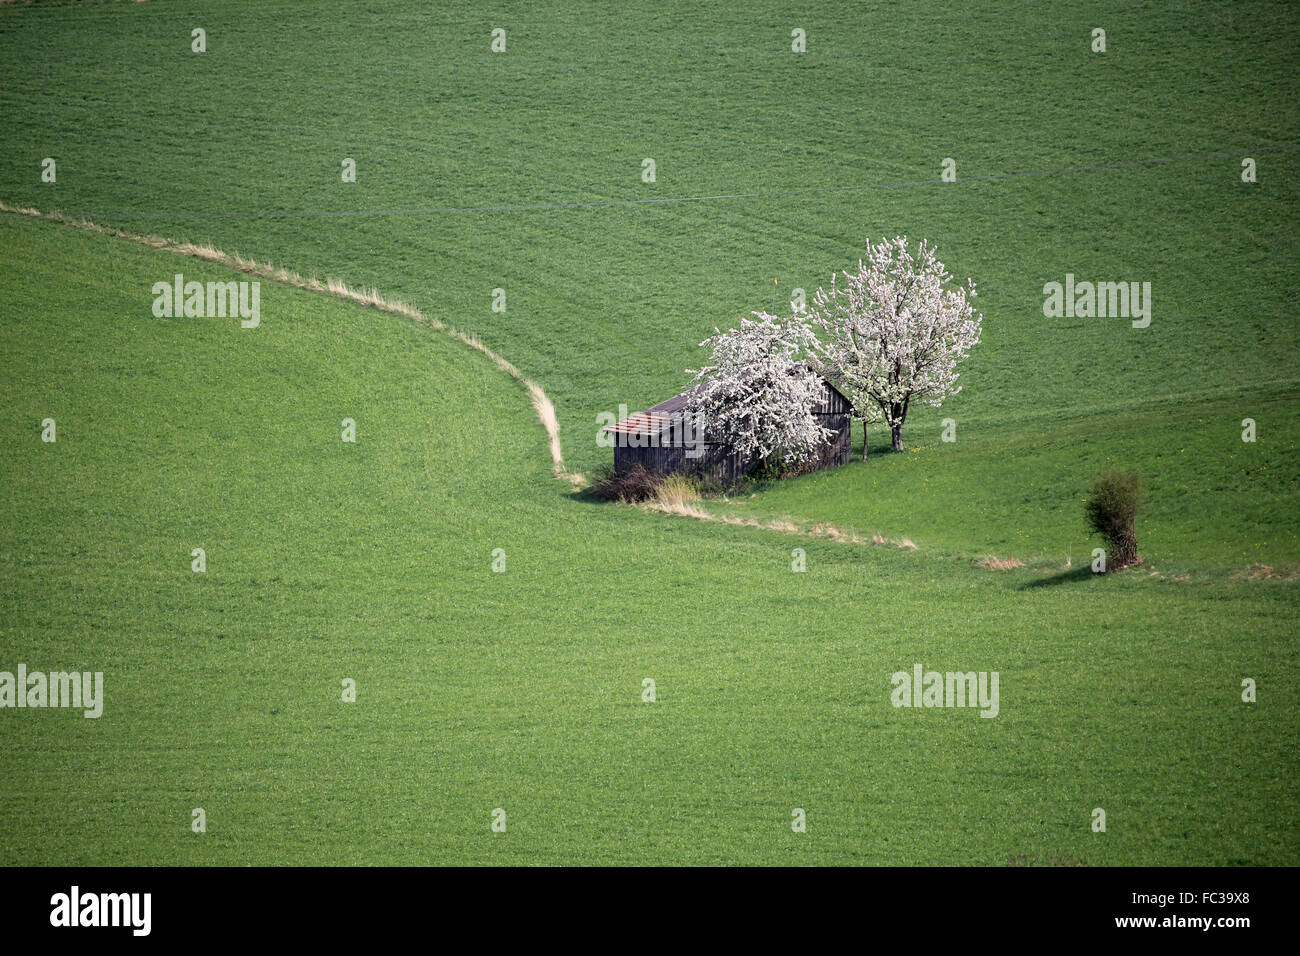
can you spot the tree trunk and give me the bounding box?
[861,420,868,461]
[891,423,904,452]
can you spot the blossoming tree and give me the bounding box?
[807,236,981,456]
[686,313,831,470]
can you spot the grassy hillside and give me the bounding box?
[0,210,1297,866]
[709,387,1299,568]
[1,0,1297,866]
[1,0,1298,569]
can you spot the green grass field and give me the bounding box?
[1,0,1297,865]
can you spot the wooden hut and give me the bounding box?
[603,368,852,482]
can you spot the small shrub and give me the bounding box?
[1084,469,1140,570]
[590,464,665,503]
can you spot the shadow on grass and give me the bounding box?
[1019,565,1098,589]
[858,444,905,461]
[569,433,900,507]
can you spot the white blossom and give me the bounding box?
[686,313,831,468]
[807,236,981,454]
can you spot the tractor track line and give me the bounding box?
[46,145,1300,222]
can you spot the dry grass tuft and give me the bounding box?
[646,499,712,520]
[764,519,800,534]
[1231,563,1300,582]
[810,523,849,541]
[977,556,1023,571]
[653,474,701,510]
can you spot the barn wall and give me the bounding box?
[813,382,852,416]
[614,442,749,482]
[814,414,852,468]
[613,413,851,481]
